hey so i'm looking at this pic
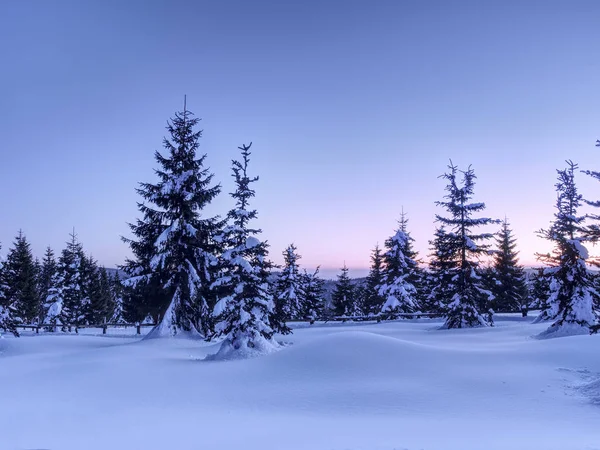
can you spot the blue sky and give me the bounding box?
[2,0,600,278]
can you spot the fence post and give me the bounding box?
[136,323,141,335]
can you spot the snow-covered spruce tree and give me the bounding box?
[275,244,303,323]
[424,226,456,314]
[87,266,115,324]
[363,245,386,316]
[39,247,59,324]
[0,244,18,336]
[491,218,528,314]
[377,212,421,319]
[331,264,355,317]
[535,161,598,337]
[79,254,99,324]
[209,143,281,359]
[53,232,86,331]
[300,267,325,324]
[435,163,497,329]
[2,231,40,324]
[530,267,551,322]
[581,144,600,316]
[124,105,222,338]
[110,272,125,323]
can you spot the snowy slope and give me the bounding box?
[1,317,599,450]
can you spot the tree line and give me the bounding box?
[0,230,124,335]
[1,104,598,353]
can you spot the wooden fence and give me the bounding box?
[15,322,157,335]
[15,313,441,335]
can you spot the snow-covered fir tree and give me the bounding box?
[581,141,600,249]
[2,231,40,324]
[535,161,598,337]
[299,267,325,324]
[79,254,99,324]
[425,225,456,313]
[210,143,281,359]
[275,244,302,323]
[530,267,551,321]
[331,264,355,317]
[123,103,222,338]
[0,243,18,336]
[110,272,125,323]
[54,232,86,331]
[491,218,528,313]
[377,212,420,318]
[435,162,497,329]
[39,247,59,323]
[87,266,115,324]
[363,245,385,316]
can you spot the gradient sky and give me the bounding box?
[2,0,600,279]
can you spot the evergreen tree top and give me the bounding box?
[435,162,496,229]
[537,160,588,266]
[227,143,259,233]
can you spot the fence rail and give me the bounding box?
[15,322,157,335]
[15,313,441,335]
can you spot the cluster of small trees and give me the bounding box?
[0,230,123,335]
[322,159,600,337]
[2,104,599,348]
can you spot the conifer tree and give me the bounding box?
[377,213,421,318]
[331,264,355,317]
[39,247,59,323]
[54,232,86,331]
[110,272,125,323]
[535,161,598,337]
[124,103,222,338]
[491,218,528,313]
[529,268,550,317]
[80,254,99,324]
[210,143,281,358]
[275,244,302,323]
[2,231,40,324]
[363,245,385,316]
[300,267,325,324]
[88,266,114,324]
[425,225,456,313]
[0,244,18,336]
[435,162,497,329]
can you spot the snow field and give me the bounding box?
[1,317,599,450]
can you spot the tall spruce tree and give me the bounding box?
[110,272,125,323]
[275,244,302,323]
[425,225,456,313]
[0,243,18,336]
[331,264,355,317]
[88,266,115,324]
[491,218,528,313]
[210,143,281,358]
[124,103,222,338]
[363,245,385,316]
[377,213,420,318]
[2,231,40,324]
[581,142,600,314]
[535,161,598,337]
[435,162,497,329]
[300,267,325,324]
[529,267,550,315]
[39,247,59,323]
[54,232,86,331]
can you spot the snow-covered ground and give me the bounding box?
[1,316,599,450]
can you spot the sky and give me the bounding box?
[2,0,600,279]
